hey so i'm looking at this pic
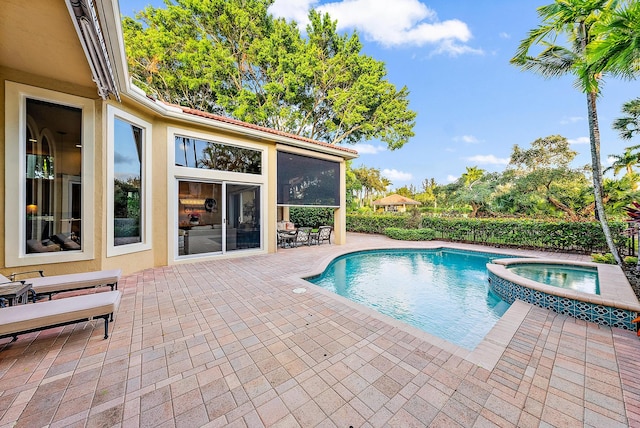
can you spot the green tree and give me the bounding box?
[122,0,416,150]
[454,172,500,218]
[352,165,388,208]
[508,135,590,220]
[454,166,487,217]
[395,185,416,198]
[511,0,623,264]
[344,160,360,211]
[414,178,437,208]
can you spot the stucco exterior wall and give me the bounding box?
[0,1,356,277]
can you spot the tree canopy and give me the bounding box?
[122,0,416,149]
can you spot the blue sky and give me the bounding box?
[120,0,637,189]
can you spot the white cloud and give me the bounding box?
[568,136,589,145]
[606,156,615,166]
[560,116,584,125]
[268,0,317,23]
[430,39,484,57]
[269,0,482,55]
[466,154,510,165]
[446,174,458,183]
[354,143,386,154]
[499,32,510,39]
[454,134,480,143]
[382,168,413,182]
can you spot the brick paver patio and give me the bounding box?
[0,233,639,427]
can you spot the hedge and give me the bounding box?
[384,227,436,241]
[346,214,628,254]
[289,207,334,228]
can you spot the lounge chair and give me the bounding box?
[51,233,81,251]
[0,290,121,342]
[6,268,121,301]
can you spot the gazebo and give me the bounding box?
[372,194,421,212]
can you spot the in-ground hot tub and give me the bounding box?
[487,258,640,331]
[505,262,599,295]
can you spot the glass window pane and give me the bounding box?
[25,99,82,253]
[227,184,261,251]
[178,181,223,255]
[113,118,143,246]
[277,151,340,206]
[174,136,261,174]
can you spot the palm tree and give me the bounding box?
[511,0,623,265]
[461,166,485,189]
[604,146,640,179]
[588,1,640,80]
[613,99,640,140]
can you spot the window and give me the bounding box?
[169,127,265,260]
[175,136,261,174]
[24,99,82,254]
[107,106,152,256]
[5,82,95,266]
[277,151,340,207]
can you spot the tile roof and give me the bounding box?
[165,102,358,156]
[372,193,421,205]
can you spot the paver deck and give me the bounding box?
[0,233,639,427]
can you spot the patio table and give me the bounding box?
[277,230,297,248]
[309,228,319,244]
[0,281,32,306]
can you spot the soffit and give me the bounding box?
[0,0,95,88]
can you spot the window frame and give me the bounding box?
[5,81,95,266]
[167,127,267,262]
[106,105,153,257]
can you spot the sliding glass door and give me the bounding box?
[226,184,260,252]
[177,180,261,256]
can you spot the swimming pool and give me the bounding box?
[506,263,599,294]
[305,248,510,350]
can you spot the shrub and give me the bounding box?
[591,253,617,264]
[405,209,422,229]
[624,256,638,265]
[420,217,627,254]
[346,213,629,254]
[290,207,334,228]
[384,227,436,241]
[346,214,408,233]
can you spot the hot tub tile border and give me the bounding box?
[488,271,638,331]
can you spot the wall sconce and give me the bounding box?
[26,204,38,216]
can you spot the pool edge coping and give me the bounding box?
[294,242,546,371]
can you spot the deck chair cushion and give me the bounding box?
[28,269,121,296]
[0,291,121,338]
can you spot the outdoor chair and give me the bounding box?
[312,225,332,245]
[294,227,312,247]
[277,230,297,248]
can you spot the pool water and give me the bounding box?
[506,264,599,295]
[306,249,510,350]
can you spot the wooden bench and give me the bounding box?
[6,269,121,301]
[0,290,121,342]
